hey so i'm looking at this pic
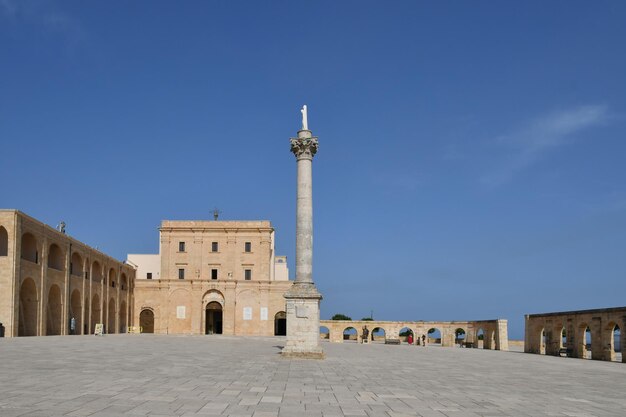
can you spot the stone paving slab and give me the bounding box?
[0,335,625,416]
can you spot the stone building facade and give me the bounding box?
[128,220,292,336]
[0,210,135,337]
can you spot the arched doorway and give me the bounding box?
[91,294,100,334]
[107,299,116,334]
[0,226,8,256]
[69,289,82,335]
[84,295,90,334]
[205,301,223,334]
[139,309,154,333]
[46,285,62,336]
[119,301,127,333]
[274,311,287,336]
[18,278,38,336]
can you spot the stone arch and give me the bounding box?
[71,252,83,277]
[205,301,223,334]
[539,328,546,354]
[559,326,567,349]
[18,278,38,336]
[455,328,467,346]
[84,295,90,334]
[109,268,116,288]
[343,326,358,342]
[107,298,116,334]
[371,327,386,343]
[202,289,225,307]
[0,226,8,256]
[274,311,286,336]
[320,326,330,340]
[201,289,224,335]
[476,328,485,348]
[121,273,128,291]
[21,233,38,263]
[69,289,82,335]
[119,300,127,333]
[91,293,101,333]
[401,326,415,344]
[427,327,441,346]
[48,243,64,271]
[139,308,154,333]
[46,284,62,335]
[92,261,102,282]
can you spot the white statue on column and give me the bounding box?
[301,105,308,130]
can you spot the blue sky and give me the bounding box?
[1,1,625,339]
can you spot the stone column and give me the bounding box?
[282,121,324,359]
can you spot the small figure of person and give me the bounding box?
[422,334,426,346]
[407,332,414,345]
[70,317,76,335]
[362,326,369,344]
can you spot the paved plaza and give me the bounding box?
[1,335,625,417]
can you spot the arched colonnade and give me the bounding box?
[319,320,509,350]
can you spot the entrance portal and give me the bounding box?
[274,311,287,336]
[205,301,223,334]
[139,309,154,333]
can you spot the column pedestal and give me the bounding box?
[282,288,324,359]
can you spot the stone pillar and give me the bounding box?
[282,120,324,359]
[591,316,603,360]
[496,319,509,351]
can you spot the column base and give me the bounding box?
[282,283,324,360]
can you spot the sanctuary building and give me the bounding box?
[128,219,291,336]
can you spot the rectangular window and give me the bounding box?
[244,269,252,280]
[211,269,218,280]
[178,268,185,280]
[179,242,185,252]
[245,242,251,252]
[211,242,218,252]
[147,272,152,280]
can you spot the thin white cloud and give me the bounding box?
[481,105,610,187]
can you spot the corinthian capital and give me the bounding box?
[290,137,319,159]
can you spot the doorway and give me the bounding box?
[274,311,287,336]
[205,301,223,334]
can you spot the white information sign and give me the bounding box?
[176,306,186,319]
[260,307,268,321]
[243,307,252,320]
